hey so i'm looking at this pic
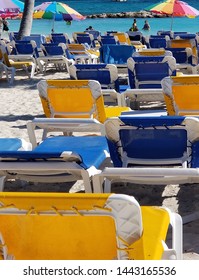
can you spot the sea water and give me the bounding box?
[7,0,199,39]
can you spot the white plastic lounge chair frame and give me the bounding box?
[37,43,74,73]
[93,116,199,190]
[0,119,109,193]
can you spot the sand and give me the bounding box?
[0,69,199,260]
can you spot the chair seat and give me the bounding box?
[0,136,109,170]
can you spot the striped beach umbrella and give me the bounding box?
[146,0,199,29]
[33,1,86,21]
[0,0,24,13]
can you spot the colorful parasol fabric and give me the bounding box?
[0,0,24,13]
[146,0,199,17]
[33,1,86,21]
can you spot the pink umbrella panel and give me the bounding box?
[0,0,24,13]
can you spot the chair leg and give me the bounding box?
[30,64,36,78]
[0,176,6,191]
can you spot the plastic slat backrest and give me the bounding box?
[119,128,187,161]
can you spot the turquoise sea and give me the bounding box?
[8,0,199,39]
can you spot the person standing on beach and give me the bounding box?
[2,18,9,32]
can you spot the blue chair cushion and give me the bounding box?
[0,139,27,151]
[0,136,109,170]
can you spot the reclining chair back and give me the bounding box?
[0,192,143,260]
[127,55,176,89]
[162,75,199,116]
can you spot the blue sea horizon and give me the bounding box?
[9,0,199,38]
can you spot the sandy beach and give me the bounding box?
[0,69,199,260]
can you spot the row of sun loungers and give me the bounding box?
[2,30,199,260]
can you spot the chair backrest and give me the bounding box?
[98,35,119,45]
[0,192,143,260]
[12,40,39,58]
[169,38,197,57]
[161,75,199,116]
[174,33,196,40]
[37,79,108,123]
[126,31,143,42]
[41,43,66,56]
[149,37,168,48]
[165,47,192,64]
[99,44,135,65]
[50,33,70,44]
[111,32,131,45]
[76,34,95,48]
[127,56,176,89]
[22,34,46,49]
[105,116,188,167]
[69,63,120,91]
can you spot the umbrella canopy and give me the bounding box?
[146,0,199,17]
[146,0,199,30]
[0,11,21,19]
[33,1,86,21]
[0,0,24,13]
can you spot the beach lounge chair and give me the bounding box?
[69,63,124,105]
[161,75,199,116]
[38,43,74,73]
[0,119,110,193]
[0,192,182,260]
[99,44,136,67]
[73,33,96,48]
[0,45,36,79]
[165,47,198,74]
[10,40,40,73]
[66,43,98,64]
[50,33,71,44]
[168,38,198,58]
[121,55,176,108]
[93,115,199,192]
[37,79,130,123]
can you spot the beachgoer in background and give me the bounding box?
[142,20,150,31]
[129,22,139,32]
[2,18,9,32]
[86,26,94,31]
[65,20,71,26]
